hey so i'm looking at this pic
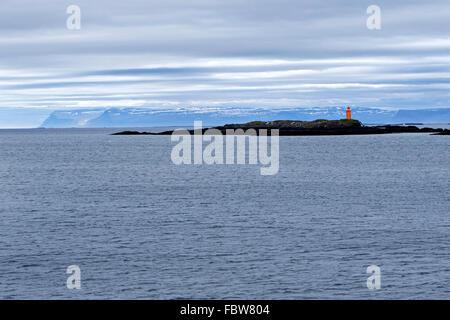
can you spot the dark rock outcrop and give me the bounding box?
[112,119,445,136]
[111,130,154,135]
[431,129,450,135]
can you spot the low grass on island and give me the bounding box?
[223,119,363,129]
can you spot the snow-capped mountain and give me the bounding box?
[39,106,450,128]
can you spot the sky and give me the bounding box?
[0,0,449,127]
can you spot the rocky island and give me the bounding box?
[112,119,446,136]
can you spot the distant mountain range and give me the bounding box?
[40,107,450,128]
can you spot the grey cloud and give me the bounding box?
[0,0,449,127]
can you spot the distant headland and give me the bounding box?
[112,119,449,136]
[40,106,450,128]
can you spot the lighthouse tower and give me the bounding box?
[346,106,352,119]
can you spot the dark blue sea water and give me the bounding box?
[0,128,449,299]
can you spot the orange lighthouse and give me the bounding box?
[346,106,352,119]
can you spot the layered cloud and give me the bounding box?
[0,0,449,126]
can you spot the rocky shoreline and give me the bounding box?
[112,119,447,136]
[431,130,450,135]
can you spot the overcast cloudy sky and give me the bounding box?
[0,0,449,126]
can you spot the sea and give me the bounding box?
[0,126,449,299]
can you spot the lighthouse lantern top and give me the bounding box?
[346,106,352,119]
